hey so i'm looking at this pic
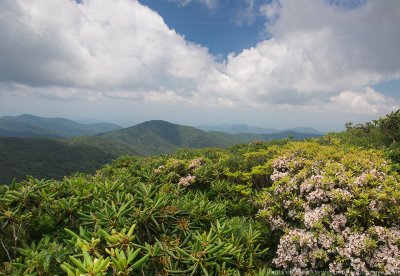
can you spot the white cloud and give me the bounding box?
[327,87,397,114]
[234,0,257,26]
[0,0,215,99]
[0,0,399,124]
[260,0,281,24]
[199,0,400,110]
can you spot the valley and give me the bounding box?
[0,115,323,185]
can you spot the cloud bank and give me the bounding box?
[0,0,399,120]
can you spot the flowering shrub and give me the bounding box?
[257,141,400,274]
[178,175,196,186]
[2,136,400,275]
[188,157,205,170]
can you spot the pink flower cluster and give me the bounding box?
[270,170,288,182]
[365,226,400,275]
[273,225,400,275]
[306,189,329,204]
[178,175,196,186]
[273,229,320,272]
[260,143,400,274]
[188,158,205,170]
[270,216,288,231]
[153,165,165,174]
[303,204,331,229]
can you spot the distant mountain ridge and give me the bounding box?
[98,120,235,156]
[0,114,122,138]
[197,124,324,135]
[0,116,324,184]
[97,120,323,156]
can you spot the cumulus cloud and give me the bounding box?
[260,0,281,24]
[327,87,397,115]
[0,0,399,120]
[199,0,400,112]
[265,0,400,85]
[0,0,214,99]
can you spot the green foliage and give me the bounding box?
[0,144,275,274]
[256,140,400,273]
[1,111,400,274]
[1,119,312,186]
[0,136,137,185]
[98,120,238,156]
[323,109,400,172]
[373,109,400,144]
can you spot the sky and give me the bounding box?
[0,0,399,131]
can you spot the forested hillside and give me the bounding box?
[0,114,122,138]
[0,137,137,185]
[0,119,322,185]
[1,111,400,275]
[98,120,237,155]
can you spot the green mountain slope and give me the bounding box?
[0,136,137,185]
[0,119,324,185]
[2,133,400,275]
[0,114,122,138]
[98,120,237,155]
[98,120,323,156]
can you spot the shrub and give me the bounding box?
[257,141,400,274]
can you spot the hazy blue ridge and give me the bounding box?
[260,131,323,140]
[197,124,324,135]
[0,114,122,138]
[0,117,324,185]
[197,124,278,134]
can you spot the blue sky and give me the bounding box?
[138,0,269,58]
[0,0,399,131]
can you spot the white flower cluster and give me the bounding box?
[303,204,331,229]
[270,170,288,182]
[364,226,400,275]
[261,143,400,274]
[306,189,329,204]
[188,158,205,170]
[270,216,289,231]
[273,229,319,273]
[178,175,196,186]
[330,213,347,232]
[153,165,165,174]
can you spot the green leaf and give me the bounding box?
[69,256,87,273]
[130,252,150,270]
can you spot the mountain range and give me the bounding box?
[197,124,324,135]
[0,114,122,138]
[0,115,324,185]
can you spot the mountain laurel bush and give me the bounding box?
[257,141,400,274]
[1,138,399,275]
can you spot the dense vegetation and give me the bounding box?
[1,111,399,275]
[325,109,400,172]
[0,137,137,185]
[0,120,322,185]
[98,120,322,156]
[98,120,236,156]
